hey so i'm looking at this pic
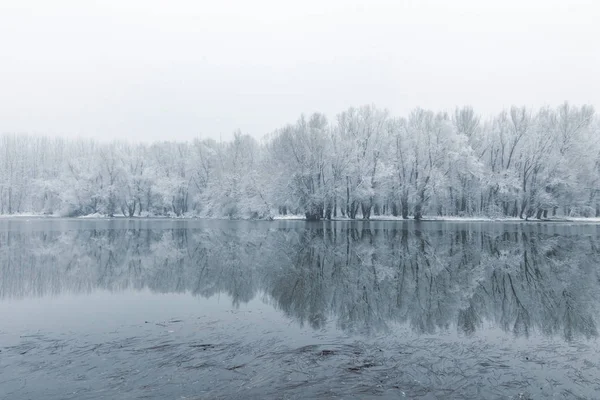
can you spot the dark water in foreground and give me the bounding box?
[1,219,600,399]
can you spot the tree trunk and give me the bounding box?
[373,203,380,216]
[401,190,409,219]
[346,177,350,217]
[519,201,526,219]
[536,208,543,219]
[333,197,337,218]
[325,202,332,220]
[349,201,359,219]
[391,202,399,217]
[361,201,372,219]
[401,201,409,219]
[414,188,426,220]
[414,203,423,220]
[129,202,136,217]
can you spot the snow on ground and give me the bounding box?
[276,214,600,223]
[273,214,306,220]
[357,215,523,222]
[0,212,50,218]
[547,216,600,223]
[78,212,110,219]
[2,213,600,224]
[415,216,523,222]
[370,215,600,223]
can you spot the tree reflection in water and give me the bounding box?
[1,221,599,341]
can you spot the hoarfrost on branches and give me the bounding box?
[0,103,598,220]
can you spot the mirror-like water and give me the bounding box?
[1,219,599,399]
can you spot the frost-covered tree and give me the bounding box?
[0,103,598,219]
[336,105,388,219]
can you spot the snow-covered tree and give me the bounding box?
[0,103,598,219]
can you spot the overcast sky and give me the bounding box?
[1,0,598,142]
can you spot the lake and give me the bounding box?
[1,219,599,399]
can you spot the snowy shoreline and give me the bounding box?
[275,215,600,223]
[2,213,600,224]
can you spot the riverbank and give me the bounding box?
[2,212,600,223]
[274,214,600,223]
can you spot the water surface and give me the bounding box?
[1,219,599,399]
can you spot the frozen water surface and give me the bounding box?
[1,219,600,399]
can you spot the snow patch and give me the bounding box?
[273,214,306,220]
[77,213,110,219]
[0,212,49,218]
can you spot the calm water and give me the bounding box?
[1,219,600,399]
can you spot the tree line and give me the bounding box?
[0,103,598,219]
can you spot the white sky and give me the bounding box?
[1,0,598,142]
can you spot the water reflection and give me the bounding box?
[1,221,599,341]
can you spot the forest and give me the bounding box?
[0,103,598,220]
